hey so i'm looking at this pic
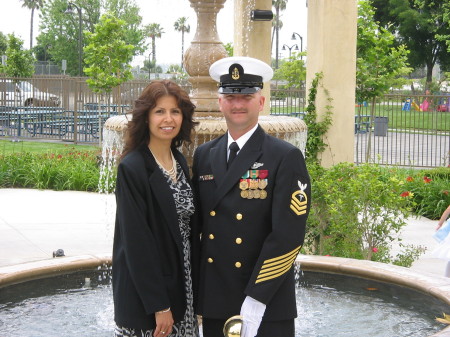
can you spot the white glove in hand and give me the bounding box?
[240,296,266,337]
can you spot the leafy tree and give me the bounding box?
[144,23,164,63]
[103,0,146,55]
[223,42,233,57]
[174,17,190,68]
[357,0,411,160]
[142,59,162,77]
[0,34,35,77]
[272,0,288,69]
[84,13,134,145]
[0,32,8,56]
[357,0,411,103]
[37,0,143,76]
[20,0,44,50]
[84,13,134,94]
[437,1,450,54]
[371,0,450,87]
[273,52,306,88]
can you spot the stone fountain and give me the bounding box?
[103,0,307,167]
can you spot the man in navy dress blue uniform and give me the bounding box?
[192,56,311,337]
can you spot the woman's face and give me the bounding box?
[148,95,183,145]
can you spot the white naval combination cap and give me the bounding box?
[209,56,274,94]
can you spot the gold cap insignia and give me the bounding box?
[231,67,240,80]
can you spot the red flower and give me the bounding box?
[372,247,378,253]
[400,191,411,197]
[406,176,414,182]
[57,154,62,159]
[423,176,432,183]
[443,190,449,196]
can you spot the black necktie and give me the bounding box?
[227,142,240,169]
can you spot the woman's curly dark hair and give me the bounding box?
[121,80,197,159]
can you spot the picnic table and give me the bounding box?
[355,114,371,134]
[0,107,65,137]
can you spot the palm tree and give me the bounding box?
[20,0,44,50]
[144,23,164,64]
[173,17,190,68]
[272,0,288,69]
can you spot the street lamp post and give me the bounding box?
[65,3,83,76]
[291,32,303,60]
[282,44,299,58]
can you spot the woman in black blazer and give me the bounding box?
[113,80,199,337]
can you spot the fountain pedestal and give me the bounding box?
[102,0,307,169]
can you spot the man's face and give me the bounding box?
[218,92,265,135]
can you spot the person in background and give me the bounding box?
[112,80,199,337]
[433,204,450,277]
[192,56,311,337]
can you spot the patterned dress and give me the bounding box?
[115,160,199,337]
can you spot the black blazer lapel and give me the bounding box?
[143,148,183,260]
[212,126,265,208]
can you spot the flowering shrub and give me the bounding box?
[305,162,421,266]
[0,149,100,191]
[403,167,450,220]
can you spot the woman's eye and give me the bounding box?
[172,110,181,114]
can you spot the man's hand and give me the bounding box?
[240,296,266,337]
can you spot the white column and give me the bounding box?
[306,0,357,167]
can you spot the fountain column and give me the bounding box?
[183,0,228,115]
[234,0,272,115]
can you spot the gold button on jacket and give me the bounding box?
[235,262,242,268]
[210,210,216,216]
[236,213,243,220]
[208,258,214,263]
[235,238,242,244]
[209,234,215,240]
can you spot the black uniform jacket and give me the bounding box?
[192,125,311,321]
[112,144,196,330]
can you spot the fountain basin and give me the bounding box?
[1,255,450,336]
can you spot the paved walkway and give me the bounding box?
[0,188,448,278]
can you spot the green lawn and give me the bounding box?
[356,105,450,131]
[0,140,100,154]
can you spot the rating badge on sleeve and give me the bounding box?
[290,180,308,216]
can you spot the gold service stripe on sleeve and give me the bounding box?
[255,246,301,284]
[257,255,297,279]
[260,249,299,270]
[261,245,301,265]
[256,263,294,284]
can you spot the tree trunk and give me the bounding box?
[152,38,156,62]
[30,8,35,50]
[275,6,280,68]
[181,31,184,68]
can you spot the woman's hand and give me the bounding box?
[153,310,174,337]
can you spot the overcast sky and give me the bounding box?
[0,0,307,67]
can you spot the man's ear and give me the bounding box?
[259,95,265,112]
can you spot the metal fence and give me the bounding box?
[354,94,449,168]
[0,77,448,167]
